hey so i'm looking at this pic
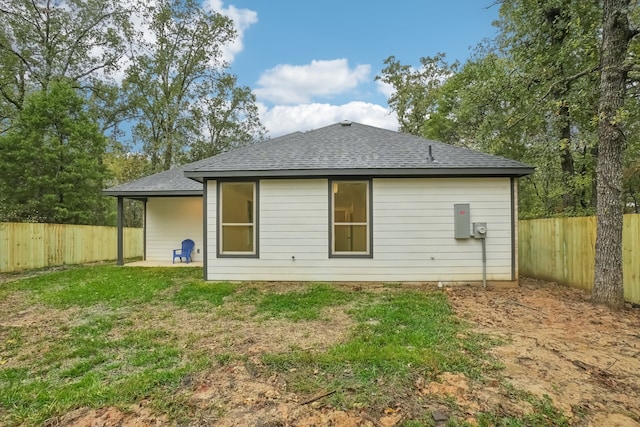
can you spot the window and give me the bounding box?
[331,180,371,256]
[219,182,257,256]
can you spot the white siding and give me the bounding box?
[206,180,217,264]
[513,178,519,278]
[146,197,203,262]
[206,178,515,282]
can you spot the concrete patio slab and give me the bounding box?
[124,261,203,268]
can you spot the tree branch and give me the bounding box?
[508,66,600,129]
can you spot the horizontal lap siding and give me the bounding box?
[260,180,328,259]
[373,178,512,280]
[146,197,203,262]
[206,180,217,275]
[206,177,513,282]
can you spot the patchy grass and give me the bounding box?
[172,281,237,311]
[0,267,211,425]
[255,283,352,320]
[470,386,570,427]
[0,265,572,426]
[261,291,499,411]
[6,266,197,308]
[1,314,209,426]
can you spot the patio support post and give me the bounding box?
[117,196,124,266]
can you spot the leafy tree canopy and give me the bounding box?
[377,0,640,220]
[0,0,130,132]
[0,80,110,224]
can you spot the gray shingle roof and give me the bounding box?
[186,121,533,178]
[103,157,209,197]
[104,121,534,196]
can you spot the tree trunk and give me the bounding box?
[558,101,576,210]
[593,0,631,309]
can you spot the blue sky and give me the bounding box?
[208,0,501,137]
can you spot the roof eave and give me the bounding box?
[102,189,203,198]
[184,167,535,179]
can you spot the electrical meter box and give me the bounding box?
[454,203,471,239]
[473,222,488,238]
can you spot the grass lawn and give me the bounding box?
[0,266,569,426]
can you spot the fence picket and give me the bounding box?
[519,214,640,304]
[0,223,143,273]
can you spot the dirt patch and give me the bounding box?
[447,278,640,426]
[54,360,386,427]
[53,404,169,427]
[176,278,640,426]
[0,298,83,369]
[0,262,113,285]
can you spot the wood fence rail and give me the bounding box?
[0,222,143,273]
[519,214,640,304]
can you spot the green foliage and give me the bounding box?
[0,0,265,226]
[376,53,458,136]
[0,81,110,224]
[103,151,152,227]
[0,0,129,122]
[172,281,237,310]
[187,76,266,161]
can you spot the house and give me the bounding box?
[104,121,534,285]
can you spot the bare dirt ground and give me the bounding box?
[4,276,640,426]
[447,278,640,427]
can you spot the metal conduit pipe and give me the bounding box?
[472,222,488,289]
[481,236,487,289]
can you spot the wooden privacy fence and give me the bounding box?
[0,222,143,273]
[519,214,640,304]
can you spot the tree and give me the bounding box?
[0,0,130,130]
[376,54,458,136]
[494,0,601,214]
[104,151,151,227]
[0,80,110,224]
[187,76,265,161]
[592,0,637,309]
[123,0,264,172]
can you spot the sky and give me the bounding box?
[208,0,501,137]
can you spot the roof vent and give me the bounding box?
[340,120,352,127]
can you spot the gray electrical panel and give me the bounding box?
[454,203,471,239]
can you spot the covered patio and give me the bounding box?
[103,159,207,268]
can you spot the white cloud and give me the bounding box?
[254,59,371,104]
[203,0,258,64]
[259,101,398,137]
[376,79,395,99]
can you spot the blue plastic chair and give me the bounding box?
[172,239,195,264]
